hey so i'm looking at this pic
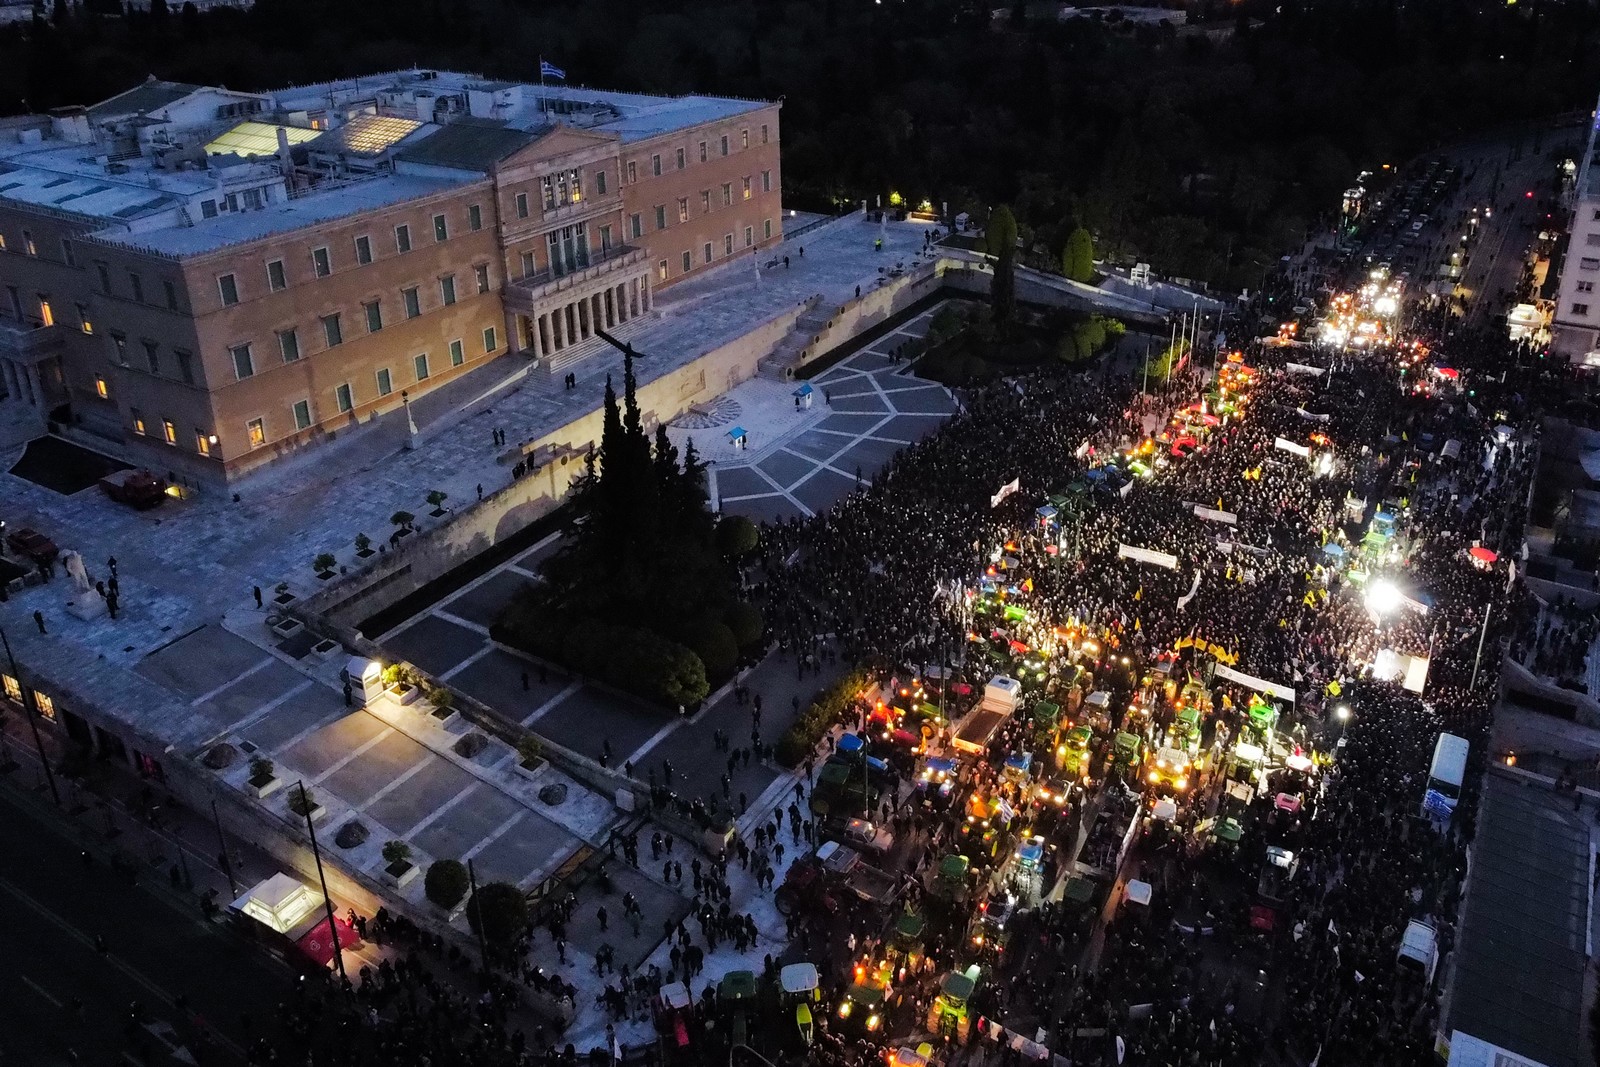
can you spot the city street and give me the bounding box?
[0,783,292,1067]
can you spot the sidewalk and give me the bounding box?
[0,709,555,1034]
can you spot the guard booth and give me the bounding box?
[230,872,360,974]
[727,426,748,451]
[794,382,814,409]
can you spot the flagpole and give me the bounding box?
[538,57,545,118]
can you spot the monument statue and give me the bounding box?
[62,550,92,594]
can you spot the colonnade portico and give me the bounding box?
[1,358,44,406]
[508,265,652,372]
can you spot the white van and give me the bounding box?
[1396,919,1439,985]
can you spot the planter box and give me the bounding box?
[250,774,282,799]
[316,571,335,582]
[387,684,419,706]
[273,592,296,605]
[312,638,342,661]
[434,897,469,923]
[269,617,304,640]
[384,859,419,888]
[512,757,546,780]
[288,801,328,824]
[428,703,458,725]
[355,548,375,559]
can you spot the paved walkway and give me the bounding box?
[671,302,960,522]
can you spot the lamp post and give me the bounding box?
[299,778,346,981]
[401,389,419,450]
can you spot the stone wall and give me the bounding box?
[299,297,818,628]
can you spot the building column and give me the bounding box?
[23,363,40,407]
[552,306,565,350]
[577,299,589,340]
[2,360,18,400]
[538,314,551,357]
[614,284,627,323]
[564,303,577,345]
[589,293,601,334]
[629,280,640,319]
[604,289,615,329]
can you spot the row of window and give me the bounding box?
[3,673,55,721]
[228,266,491,381]
[127,328,498,454]
[657,219,774,279]
[215,208,483,309]
[513,167,605,220]
[627,123,770,184]
[625,172,772,241]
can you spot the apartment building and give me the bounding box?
[1551,99,1600,366]
[0,71,782,482]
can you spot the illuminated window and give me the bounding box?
[678,198,689,223]
[94,376,108,399]
[162,418,177,445]
[658,259,668,281]
[37,297,53,327]
[131,408,145,435]
[195,430,211,455]
[246,418,265,448]
[76,303,92,334]
[2,674,20,703]
[742,129,748,149]
[33,691,54,720]
[743,177,751,201]
[0,232,5,251]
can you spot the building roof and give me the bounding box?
[205,120,322,159]
[1447,769,1590,1067]
[86,77,205,120]
[0,160,178,222]
[91,171,470,257]
[394,119,541,172]
[303,113,426,159]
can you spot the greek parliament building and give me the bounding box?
[0,71,782,483]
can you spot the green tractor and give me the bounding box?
[926,967,980,1044]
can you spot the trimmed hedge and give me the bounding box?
[775,669,874,767]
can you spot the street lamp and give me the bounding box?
[1334,704,1351,722]
[1365,580,1402,617]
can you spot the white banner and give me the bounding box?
[1214,663,1297,703]
[1119,479,1134,499]
[1176,570,1202,610]
[1285,362,1326,377]
[1118,544,1179,569]
[1275,437,1311,457]
[990,478,1020,508]
[1294,407,1333,422]
[1075,440,1091,460]
[1194,505,1238,525]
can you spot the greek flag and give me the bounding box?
[540,60,566,81]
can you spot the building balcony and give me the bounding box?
[503,245,647,313]
[0,317,67,366]
[539,191,623,227]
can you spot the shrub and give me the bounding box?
[684,619,738,682]
[425,859,470,909]
[287,784,317,816]
[467,881,529,952]
[427,687,453,710]
[605,629,708,706]
[354,533,372,553]
[715,515,760,559]
[517,735,544,767]
[390,510,415,529]
[774,669,873,767]
[248,756,274,781]
[724,602,764,648]
[381,840,412,867]
[312,552,337,575]
[426,490,448,509]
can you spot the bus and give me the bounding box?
[1421,732,1469,822]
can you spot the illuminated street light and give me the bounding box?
[1335,705,1351,722]
[1366,580,1402,616]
